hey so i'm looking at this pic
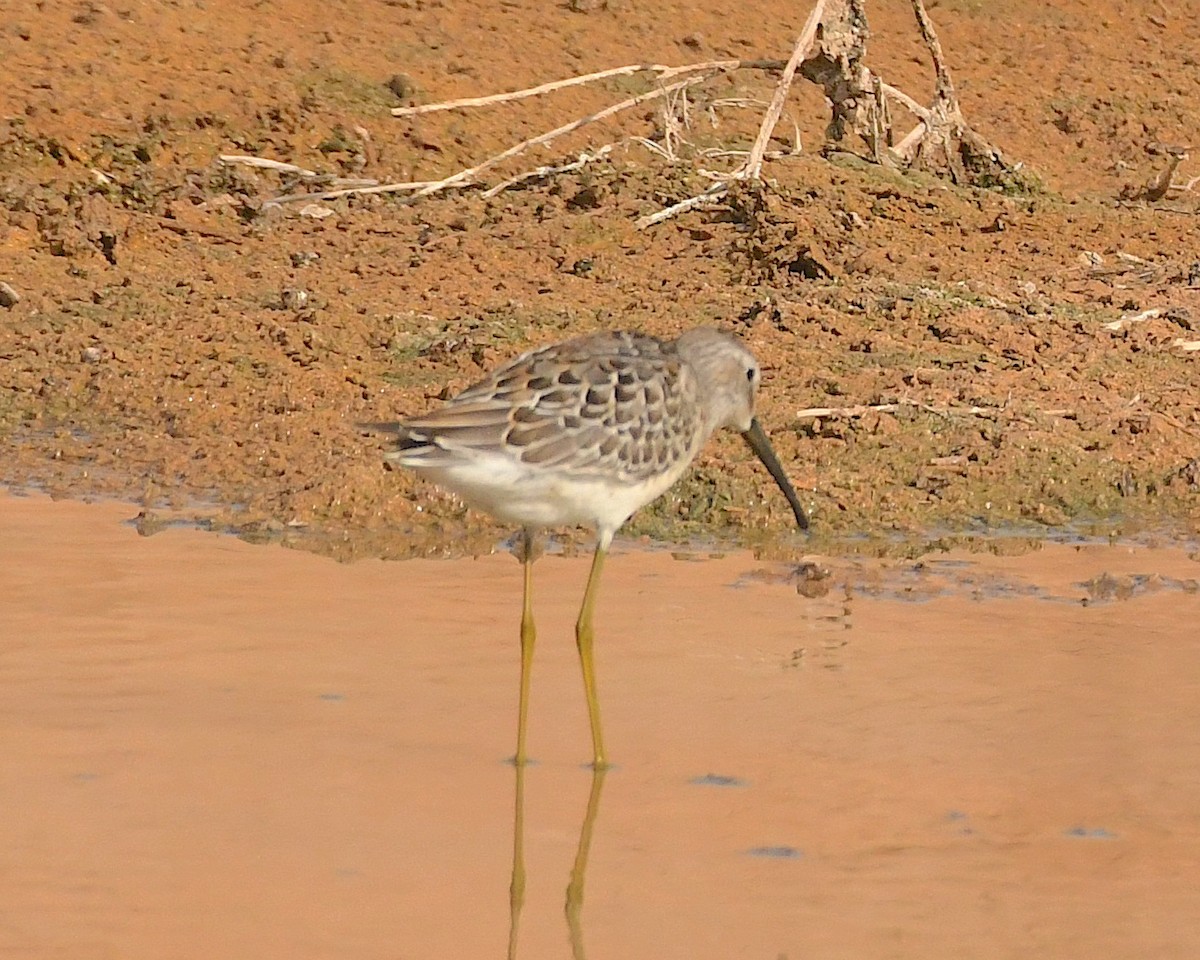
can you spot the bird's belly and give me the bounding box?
[425,456,691,533]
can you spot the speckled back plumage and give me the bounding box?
[368,326,809,537]
[394,330,705,483]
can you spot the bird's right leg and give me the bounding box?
[515,527,538,766]
[576,537,609,770]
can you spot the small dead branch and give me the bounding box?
[1102,308,1165,331]
[1082,250,1166,284]
[631,136,676,162]
[878,82,928,124]
[481,146,613,198]
[218,154,378,189]
[661,84,690,160]
[636,3,823,229]
[1119,144,1190,202]
[218,153,413,207]
[637,93,802,168]
[795,400,1075,419]
[698,143,799,162]
[226,0,1020,220]
[220,155,322,177]
[709,98,770,111]
[632,85,693,162]
[265,179,443,206]
[796,402,911,418]
[634,182,729,230]
[739,0,825,180]
[390,60,786,117]
[408,76,705,201]
[1147,409,1200,442]
[1117,251,1155,266]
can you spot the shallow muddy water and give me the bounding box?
[2,494,1199,959]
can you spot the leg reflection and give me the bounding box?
[565,766,608,960]
[506,765,609,960]
[507,759,527,960]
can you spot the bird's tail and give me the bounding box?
[358,421,439,464]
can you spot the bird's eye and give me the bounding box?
[746,367,756,382]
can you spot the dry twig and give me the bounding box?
[219,155,322,177]
[390,60,786,116]
[268,73,707,205]
[1119,144,1190,202]
[795,400,1074,419]
[218,153,412,206]
[481,146,613,198]
[1103,308,1165,331]
[634,183,729,230]
[634,3,824,229]
[265,179,442,206]
[227,0,1016,218]
[738,0,825,180]
[408,76,705,201]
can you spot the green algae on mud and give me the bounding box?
[101,485,1200,571]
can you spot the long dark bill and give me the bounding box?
[741,418,809,531]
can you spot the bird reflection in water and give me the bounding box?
[508,765,608,960]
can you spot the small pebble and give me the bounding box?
[81,346,103,363]
[385,73,416,100]
[0,281,20,307]
[299,203,334,220]
[281,288,309,310]
[289,250,321,268]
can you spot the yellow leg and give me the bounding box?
[576,543,609,769]
[515,531,536,766]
